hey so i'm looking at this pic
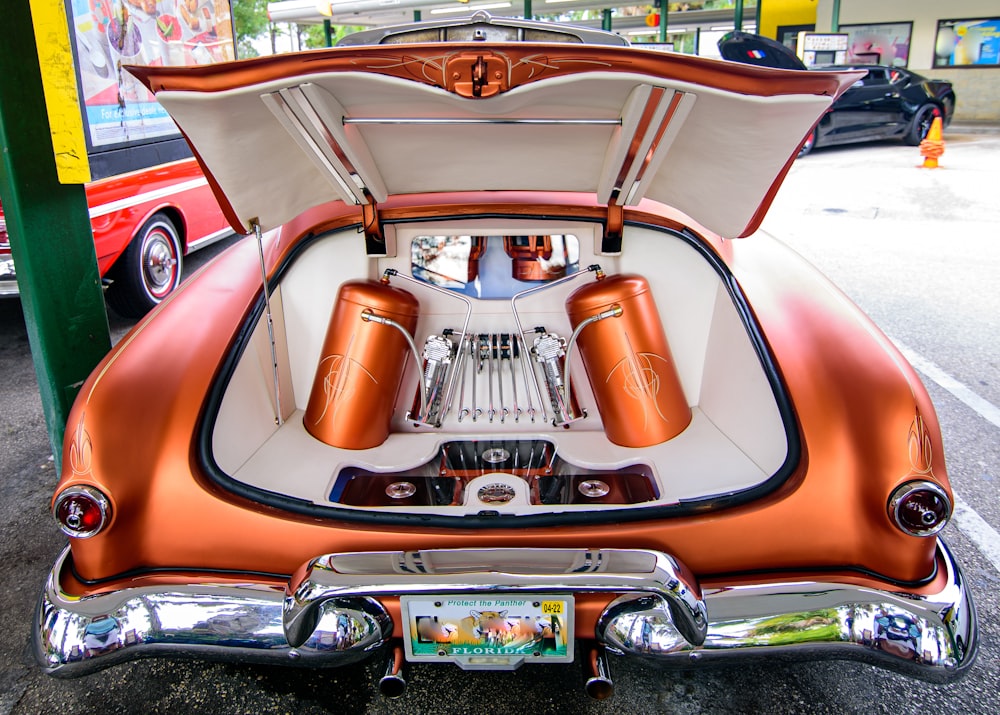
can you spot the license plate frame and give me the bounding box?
[400,594,574,669]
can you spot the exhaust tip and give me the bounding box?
[378,645,407,698]
[378,673,407,698]
[584,646,614,700]
[584,675,614,700]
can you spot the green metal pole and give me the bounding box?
[734,0,744,31]
[602,8,612,33]
[831,0,840,32]
[0,1,111,468]
[660,5,668,43]
[524,0,531,20]
[414,10,421,21]
[324,19,333,47]
[755,0,762,31]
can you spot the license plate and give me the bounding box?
[401,594,574,668]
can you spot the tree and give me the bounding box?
[301,22,366,49]
[230,0,270,58]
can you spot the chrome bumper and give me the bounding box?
[35,542,976,683]
[0,252,18,297]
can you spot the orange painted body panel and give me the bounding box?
[55,194,944,597]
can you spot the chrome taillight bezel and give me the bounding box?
[53,486,111,538]
[888,480,951,537]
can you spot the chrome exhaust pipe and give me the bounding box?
[584,646,614,700]
[378,645,407,698]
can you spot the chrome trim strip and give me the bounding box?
[35,543,976,684]
[262,88,370,205]
[186,228,236,252]
[88,178,209,220]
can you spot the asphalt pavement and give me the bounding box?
[2,125,1000,714]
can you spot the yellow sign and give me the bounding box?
[29,0,91,184]
[541,600,565,615]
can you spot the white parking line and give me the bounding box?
[893,338,1000,574]
[896,342,1000,430]
[953,493,1000,575]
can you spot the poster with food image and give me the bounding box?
[68,0,236,149]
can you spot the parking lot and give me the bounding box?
[2,128,1000,713]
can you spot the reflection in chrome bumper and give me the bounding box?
[34,548,391,678]
[598,540,977,684]
[35,542,976,684]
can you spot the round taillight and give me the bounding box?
[888,481,951,537]
[53,486,111,538]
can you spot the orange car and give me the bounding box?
[33,14,977,697]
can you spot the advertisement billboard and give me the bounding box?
[935,18,1000,68]
[67,0,236,178]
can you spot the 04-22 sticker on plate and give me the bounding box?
[401,595,574,669]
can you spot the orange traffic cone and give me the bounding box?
[919,116,944,169]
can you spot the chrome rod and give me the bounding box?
[498,333,511,423]
[472,335,486,422]
[508,334,521,423]
[510,266,603,423]
[453,334,471,422]
[344,118,622,126]
[458,336,473,422]
[252,220,283,427]
[488,333,497,423]
[518,333,537,423]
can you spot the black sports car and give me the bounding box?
[718,32,956,156]
[798,65,955,156]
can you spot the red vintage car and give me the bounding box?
[0,157,231,316]
[33,14,976,697]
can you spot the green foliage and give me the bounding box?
[231,0,269,56]
[301,23,367,49]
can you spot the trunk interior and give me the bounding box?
[208,218,792,517]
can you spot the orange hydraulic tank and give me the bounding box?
[566,274,691,447]
[304,280,420,449]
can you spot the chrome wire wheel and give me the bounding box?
[106,212,184,318]
[140,220,181,301]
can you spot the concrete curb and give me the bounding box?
[949,122,1000,134]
